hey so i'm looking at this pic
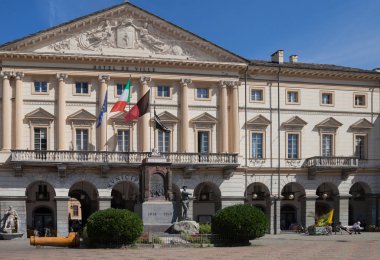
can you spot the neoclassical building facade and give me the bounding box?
[0,2,379,237]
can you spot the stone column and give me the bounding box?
[230,82,240,153]
[1,71,12,150]
[305,196,317,227]
[14,72,24,149]
[56,73,68,150]
[180,79,191,153]
[55,196,69,236]
[139,76,151,152]
[188,198,194,220]
[98,75,110,151]
[219,81,228,153]
[339,195,350,226]
[98,196,112,210]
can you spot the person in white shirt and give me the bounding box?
[352,221,362,234]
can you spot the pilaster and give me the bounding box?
[305,195,318,227]
[139,76,151,152]
[98,196,112,210]
[56,73,68,151]
[14,72,24,149]
[180,79,191,152]
[98,75,110,151]
[219,81,228,153]
[1,71,12,150]
[339,194,351,226]
[230,81,240,153]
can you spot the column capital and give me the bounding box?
[14,72,24,80]
[98,74,110,83]
[219,80,241,88]
[140,76,151,85]
[0,71,13,79]
[180,78,192,86]
[56,73,68,81]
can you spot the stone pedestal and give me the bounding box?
[140,201,178,232]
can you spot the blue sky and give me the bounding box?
[1,0,379,70]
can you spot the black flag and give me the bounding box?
[154,111,170,133]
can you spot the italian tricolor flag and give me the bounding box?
[110,79,131,112]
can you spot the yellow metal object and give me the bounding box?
[30,232,80,248]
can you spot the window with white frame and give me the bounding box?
[198,131,209,153]
[321,92,333,105]
[196,88,209,99]
[250,88,264,102]
[117,130,129,152]
[321,133,333,157]
[76,129,89,151]
[354,93,367,107]
[75,82,89,94]
[251,132,263,159]
[355,135,367,159]
[157,85,170,98]
[158,130,170,152]
[287,133,299,159]
[34,81,48,93]
[116,84,124,96]
[286,90,300,104]
[34,128,47,151]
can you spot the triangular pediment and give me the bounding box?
[25,108,54,121]
[190,113,218,124]
[0,3,245,63]
[67,109,97,122]
[156,111,178,123]
[350,118,374,130]
[316,117,343,128]
[282,116,307,128]
[247,115,271,128]
[110,111,137,124]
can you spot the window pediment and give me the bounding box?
[110,111,137,125]
[246,115,271,129]
[67,109,97,124]
[25,107,54,125]
[190,113,218,126]
[315,117,343,129]
[350,118,374,131]
[282,116,307,129]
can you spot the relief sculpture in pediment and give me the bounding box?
[49,18,186,57]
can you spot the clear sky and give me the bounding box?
[1,0,379,70]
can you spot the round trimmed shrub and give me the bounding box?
[211,204,268,242]
[85,208,143,247]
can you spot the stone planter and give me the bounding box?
[308,226,332,235]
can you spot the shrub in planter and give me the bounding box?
[211,204,267,243]
[85,208,143,247]
[199,224,211,234]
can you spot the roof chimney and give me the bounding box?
[289,55,298,63]
[271,50,284,64]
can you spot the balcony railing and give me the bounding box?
[303,156,359,169]
[11,150,239,167]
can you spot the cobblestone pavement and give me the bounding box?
[1,233,380,260]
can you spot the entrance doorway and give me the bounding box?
[280,205,296,230]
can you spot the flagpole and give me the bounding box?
[154,100,157,151]
[149,84,153,152]
[128,75,131,152]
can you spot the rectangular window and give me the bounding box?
[251,89,264,102]
[72,205,79,217]
[117,130,129,152]
[34,128,47,151]
[75,82,89,94]
[355,135,367,159]
[354,93,367,107]
[321,92,333,105]
[34,82,48,93]
[158,130,170,152]
[287,90,299,104]
[76,129,89,151]
[287,133,299,159]
[322,134,333,157]
[251,132,263,159]
[196,88,209,99]
[198,131,209,153]
[116,84,124,96]
[157,86,170,97]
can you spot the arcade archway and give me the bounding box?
[193,182,221,223]
[349,182,371,227]
[111,181,139,212]
[315,182,339,224]
[245,182,271,230]
[280,182,306,230]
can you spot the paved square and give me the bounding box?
[1,233,379,260]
